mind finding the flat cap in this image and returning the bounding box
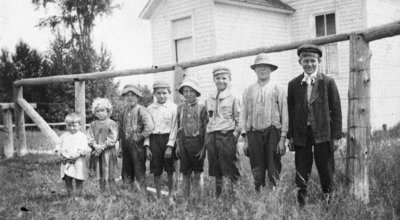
[250,53,278,71]
[212,66,231,76]
[178,77,201,97]
[153,80,170,90]
[297,44,323,57]
[121,84,143,97]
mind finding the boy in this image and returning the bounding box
[204,66,241,198]
[287,44,342,206]
[239,53,288,192]
[118,84,154,190]
[176,77,207,199]
[144,80,178,204]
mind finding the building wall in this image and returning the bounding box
[282,0,366,130]
[211,2,292,99]
[366,0,400,129]
[149,0,215,99]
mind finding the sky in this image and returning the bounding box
[0,0,153,87]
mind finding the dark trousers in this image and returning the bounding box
[247,125,282,189]
[121,139,146,184]
[295,126,335,203]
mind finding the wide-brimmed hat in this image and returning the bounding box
[297,44,323,58]
[121,84,143,97]
[212,66,231,77]
[178,77,201,97]
[250,53,278,71]
[153,80,170,90]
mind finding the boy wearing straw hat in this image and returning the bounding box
[239,53,288,192]
[203,66,241,198]
[144,80,178,204]
[176,77,207,199]
[118,84,154,190]
[287,44,342,206]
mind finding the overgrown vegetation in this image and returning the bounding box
[0,128,399,219]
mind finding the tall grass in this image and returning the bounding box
[0,130,399,219]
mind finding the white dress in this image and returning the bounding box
[56,131,91,180]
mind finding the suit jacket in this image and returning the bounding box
[287,72,342,147]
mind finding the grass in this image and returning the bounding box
[0,130,399,219]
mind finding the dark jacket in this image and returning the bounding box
[287,72,342,146]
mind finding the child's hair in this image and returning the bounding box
[91,97,113,115]
[65,112,82,125]
[153,87,171,94]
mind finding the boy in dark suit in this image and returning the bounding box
[287,44,342,207]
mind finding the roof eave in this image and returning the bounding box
[215,0,295,14]
[139,0,162,20]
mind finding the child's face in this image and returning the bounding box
[123,91,139,106]
[67,122,80,134]
[95,107,109,121]
[213,73,230,91]
[298,53,320,75]
[254,64,272,81]
[182,86,197,103]
[154,88,169,104]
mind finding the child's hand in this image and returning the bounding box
[164,146,173,159]
[196,148,206,160]
[117,147,122,158]
[175,147,180,159]
[146,147,152,161]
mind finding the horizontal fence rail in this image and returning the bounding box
[13,20,400,87]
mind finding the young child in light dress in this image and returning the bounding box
[55,113,91,196]
[87,98,118,192]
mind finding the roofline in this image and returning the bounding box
[139,0,161,20]
[215,0,295,14]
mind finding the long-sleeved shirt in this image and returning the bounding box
[118,104,154,142]
[239,81,288,136]
[144,101,178,147]
[87,118,118,149]
[205,89,240,133]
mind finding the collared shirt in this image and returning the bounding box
[301,67,318,85]
[239,81,288,135]
[205,89,240,133]
[144,101,178,147]
[177,101,207,137]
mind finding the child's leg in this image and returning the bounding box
[75,179,83,195]
[154,175,162,199]
[183,174,191,199]
[167,172,174,199]
[64,175,73,196]
[99,179,106,191]
[215,176,223,198]
[193,171,203,196]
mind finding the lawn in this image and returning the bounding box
[0,130,399,219]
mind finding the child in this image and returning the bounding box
[204,66,241,198]
[55,112,91,196]
[176,77,207,199]
[239,53,288,192]
[144,80,178,204]
[118,84,154,189]
[87,98,118,192]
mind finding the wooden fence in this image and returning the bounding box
[10,20,400,203]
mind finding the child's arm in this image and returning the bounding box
[139,107,155,141]
[104,120,118,148]
[232,97,241,141]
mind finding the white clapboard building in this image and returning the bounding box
[139,0,400,129]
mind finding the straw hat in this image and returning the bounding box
[178,77,201,97]
[250,53,278,71]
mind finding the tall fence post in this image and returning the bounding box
[173,65,185,104]
[2,108,14,158]
[346,34,370,204]
[74,81,86,132]
[13,86,27,156]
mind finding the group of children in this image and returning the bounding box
[56,44,341,207]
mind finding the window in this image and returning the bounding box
[172,17,193,63]
[315,13,338,75]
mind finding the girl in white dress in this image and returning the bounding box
[55,113,91,196]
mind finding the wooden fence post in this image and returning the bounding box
[346,34,370,204]
[13,86,27,156]
[74,81,86,132]
[2,109,14,158]
[173,65,185,104]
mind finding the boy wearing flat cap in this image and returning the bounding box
[118,84,154,190]
[287,44,342,206]
[239,53,288,192]
[144,80,178,204]
[203,66,241,198]
[176,77,207,199]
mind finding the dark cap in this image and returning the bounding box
[212,66,231,76]
[121,84,143,97]
[297,44,322,58]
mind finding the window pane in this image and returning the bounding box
[326,13,336,35]
[315,15,326,37]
